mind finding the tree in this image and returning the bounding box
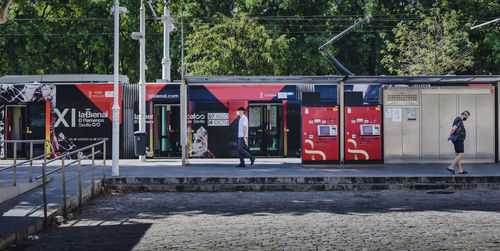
[381,8,476,75]
[0,0,12,24]
[184,13,291,75]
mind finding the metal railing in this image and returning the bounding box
[33,140,107,227]
[0,140,53,186]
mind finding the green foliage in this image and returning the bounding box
[185,13,291,75]
[0,0,498,81]
[382,8,476,75]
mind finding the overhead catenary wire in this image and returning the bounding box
[6,15,497,22]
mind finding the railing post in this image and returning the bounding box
[42,155,48,227]
[61,158,67,219]
[91,146,95,198]
[103,140,106,180]
[13,142,16,186]
[29,142,33,183]
[78,152,82,212]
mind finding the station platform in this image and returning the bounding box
[1,158,500,248]
[110,158,500,177]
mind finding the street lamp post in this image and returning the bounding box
[138,1,146,162]
[161,1,175,81]
[112,0,127,176]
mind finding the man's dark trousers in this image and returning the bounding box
[238,137,253,165]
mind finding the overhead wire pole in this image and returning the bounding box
[161,0,175,81]
[138,0,146,162]
[180,4,188,166]
[112,0,127,176]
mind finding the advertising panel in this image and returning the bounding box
[53,84,121,157]
[0,83,55,158]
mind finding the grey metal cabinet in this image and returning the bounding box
[383,86,495,163]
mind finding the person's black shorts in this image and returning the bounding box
[452,140,464,153]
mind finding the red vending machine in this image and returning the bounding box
[301,106,339,164]
[344,106,382,163]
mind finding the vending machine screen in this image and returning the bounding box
[362,125,373,135]
[317,125,337,137]
[359,124,380,136]
[319,126,330,135]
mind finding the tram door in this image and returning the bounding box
[5,104,46,158]
[153,104,181,157]
[248,104,283,156]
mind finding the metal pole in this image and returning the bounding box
[42,155,47,227]
[91,146,95,198]
[318,18,369,50]
[77,152,82,211]
[13,142,16,186]
[181,5,184,78]
[138,0,147,162]
[112,0,121,176]
[180,5,188,166]
[471,18,500,30]
[181,79,188,166]
[61,158,67,218]
[29,142,33,182]
[321,48,354,76]
[339,81,345,164]
[161,1,173,81]
[103,141,107,180]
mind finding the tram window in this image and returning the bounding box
[249,107,261,127]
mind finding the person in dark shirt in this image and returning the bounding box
[447,110,470,175]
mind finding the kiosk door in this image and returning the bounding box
[248,104,283,156]
[153,104,181,157]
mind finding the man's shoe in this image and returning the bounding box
[235,164,246,168]
[250,157,255,166]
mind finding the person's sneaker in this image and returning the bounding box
[235,164,246,168]
[250,157,256,166]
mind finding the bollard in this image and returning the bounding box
[13,142,16,186]
[42,156,48,227]
[78,152,82,212]
[91,146,95,198]
[61,158,67,218]
[29,142,33,182]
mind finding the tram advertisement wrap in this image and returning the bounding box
[53,84,121,157]
[0,83,56,159]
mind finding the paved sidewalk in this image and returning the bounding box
[2,158,500,181]
[111,158,500,177]
[1,158,499,248]
[0,159,104,248]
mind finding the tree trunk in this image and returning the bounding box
[0,0,13,24]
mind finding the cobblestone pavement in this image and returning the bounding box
[15,190,500,250]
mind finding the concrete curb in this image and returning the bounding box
[0,180,103,250]
[103,176,500,192]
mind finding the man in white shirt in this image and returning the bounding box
[236,107,255,167]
